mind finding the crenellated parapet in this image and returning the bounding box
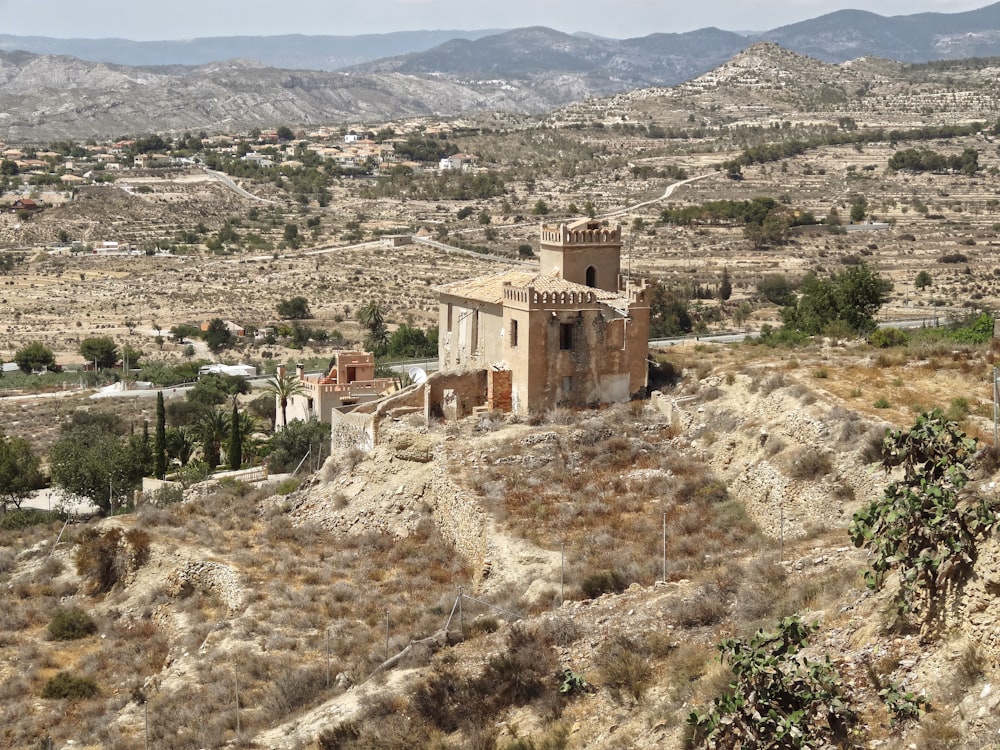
[503,282,600,309]
[540,220,622,248]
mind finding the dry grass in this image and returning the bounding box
[464,405,763,600]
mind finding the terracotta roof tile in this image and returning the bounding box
[437,270,626,305]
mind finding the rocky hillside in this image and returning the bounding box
[0,53,551,142]
[5,339,1000,748]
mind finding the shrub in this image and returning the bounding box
[596,635,652,704]
[42,671,98,700]
[869,328,909,348]
[787,447,834,480]
[75,527,151,595]
[579,569,627,599]
[666,583,728,628]
[47,607,97,641]
[849,410,997,621]
[688,617,855,748]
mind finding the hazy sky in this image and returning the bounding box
[0,0,990,40]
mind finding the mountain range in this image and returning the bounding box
[2,3,1000,141]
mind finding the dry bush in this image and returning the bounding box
[411,624,557,737]
[665,582,729,628]
[763,433,787,457]
[938,641,984,704]
[914,713,962,750]
[596,634,653,704]
[74,526,151,595]
[579,569,628,599]
[858,425,888,463]
[540,617,581,647]
[758,372,787,395]
[785,446,834,480]
[263,664,329,721]
[734,554,786,626]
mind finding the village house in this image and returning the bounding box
[437,219,650,416]
[277,353,397,427]
[200,320,245,337]
[439,153,478,172]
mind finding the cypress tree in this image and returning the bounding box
[154,391,167,479]
[228,400,241,471]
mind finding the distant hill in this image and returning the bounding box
[2,3,1000,75]
[0,30,503,71]
[756,3,1000,61]
[355,26,746,88]
[4,3,1000,141]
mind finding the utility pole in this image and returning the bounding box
[662,511,667,582]
[993,366,998,451]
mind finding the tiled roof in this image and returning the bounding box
[438,269,625,305]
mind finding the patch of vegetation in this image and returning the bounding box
[849,410,997,623]
[42,670,99,700]
[47,607,97,640]
[74,527,151,595]
[687,616,856,748]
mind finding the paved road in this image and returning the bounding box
[200,167,277,204]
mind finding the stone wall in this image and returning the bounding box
[331,410,377,453]
[424,370,488,420]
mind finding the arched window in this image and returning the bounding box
[585,265,597,288]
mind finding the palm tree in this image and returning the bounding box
[356,301,389,354]
[237,411,261,465]
[199,410,229,471]
[166,427,195,467]
[264,370,307,431]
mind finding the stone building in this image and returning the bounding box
[437,219,650,415]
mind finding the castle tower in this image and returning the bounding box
[538,219,622,293]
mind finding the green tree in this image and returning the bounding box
[283,223,300,248]
[228,401,242,471]
[79,336,119,369]
[718,267,732,301]
[849,194,868,223]
[0,428,45,512]
[649,284,692,337]
[266,418,331,472]
[154,392,167,479]
[914,270,932,290]
[384,324,438,359]
[187,373,249,408]
[532,199,550,216]
[782,264,891,336]
[49,416,147,513]
[276,296,312,320]
[165,427,195,467]
[264,370,307,430]
[14,341,56,373]
[756,274,794,306]
[204,318,232,352]
[276,125,294,141]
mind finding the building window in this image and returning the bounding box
[562,376,572,393]
[471,310,479,353]
[307,397,314,412]
[586,265,597,288]
[560,322,573,350]
[446,304,453,333]
[510,319,519,347]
